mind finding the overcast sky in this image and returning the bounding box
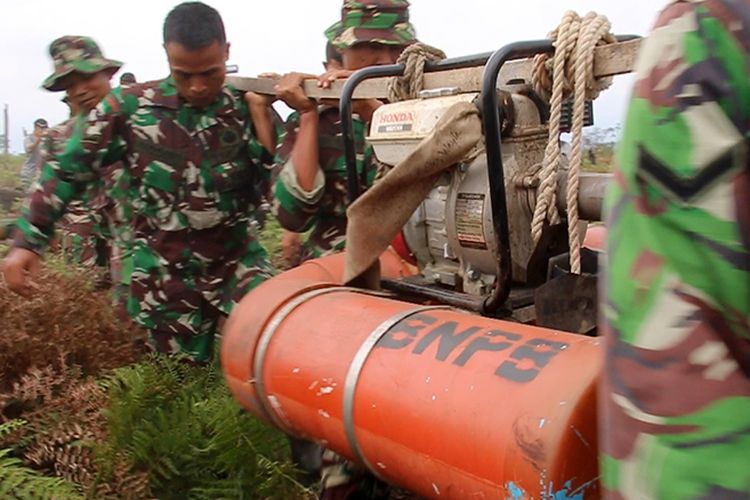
[0,0,664,153]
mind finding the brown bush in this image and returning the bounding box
[0,264,151,496]
[0,266,144,394]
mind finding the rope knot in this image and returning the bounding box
[387,43,447,102]
[529,11,616,275]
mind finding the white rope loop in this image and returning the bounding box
[530,11,614,274]
[387,43,447,102]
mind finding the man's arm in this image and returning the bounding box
[24,134,41,155]
[2,90,129,295]
[15,94,128,253]
[273,110,325,233]
[272,73,326,233]
[275,73,320,192]
[244,92,277,154]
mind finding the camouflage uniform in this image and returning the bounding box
[274,108,375,262]
[105,164,134,317]
[34,37,125,295]
[15,76,276,363]
[42,117,108,269]
[274,0,416,263]
[601,1,750,498]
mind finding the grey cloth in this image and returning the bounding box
[20,134,43,190]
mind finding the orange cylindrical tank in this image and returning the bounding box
[222,274,602,499]
[282,246,414,284]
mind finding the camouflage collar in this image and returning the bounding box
[153,76,181,109]
[153,76,236,115]
[145,76,242,134]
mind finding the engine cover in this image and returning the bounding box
[369,90,561,296]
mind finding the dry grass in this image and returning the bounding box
[0,266,145,395]
[0,154,23,190]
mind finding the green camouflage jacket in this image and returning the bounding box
[15,76,275,342]
[601,1,750,498]
[274,106,376,261]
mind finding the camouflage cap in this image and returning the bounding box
[325,0,417,50]
[42,36,123,92]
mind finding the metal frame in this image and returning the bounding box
[479,40,554,313]
[340,53,493,202]
[340,36,639,314]
[478,35,638,312]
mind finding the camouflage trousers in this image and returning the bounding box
[299,216,347,264]
[59,212,108,270]
[108,239,133,324]
[19,162,39,192]
[127,229,274,363]
[600,326,750,499]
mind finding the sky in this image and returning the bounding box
[0,0,665,153]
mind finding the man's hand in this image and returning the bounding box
[275,73,317,114]
[352,99,384,122]
[317,69,355,89]
[244,72,281,112]
[1,248,41,297]
[244,91,275,109]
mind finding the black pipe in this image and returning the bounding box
[381,278,486,313]
[340,52,497,203]
[340,64,403,203]
[480,40,555,315]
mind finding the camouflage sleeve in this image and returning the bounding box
[13,89,130,253]
[273,112,326,233]
[606,0,750,344]
[601,2,750,496]
[242,99,280,204]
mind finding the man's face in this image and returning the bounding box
[342,42,404,71]
[59,71,113,115]
[165,41,229,109]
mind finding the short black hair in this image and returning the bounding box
[120,72,136,84]
[163,2,226,50]
[326,42,343,65]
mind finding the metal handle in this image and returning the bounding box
[340,53,495,203]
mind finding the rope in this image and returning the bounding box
[530,11,615,274]
[387,43,447,102]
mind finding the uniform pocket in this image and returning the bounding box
[139,162,181,225]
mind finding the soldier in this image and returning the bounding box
[39,36,122,274]
[119,72,136,85]
[270,4,417,498]
[279,41,346,269]
[601,0,750,498]
[19,118,48,190]
[273,0,417,263]
[2,1,277,364]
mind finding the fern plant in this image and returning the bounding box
[98,355,312,499]
[0,420,83,500]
